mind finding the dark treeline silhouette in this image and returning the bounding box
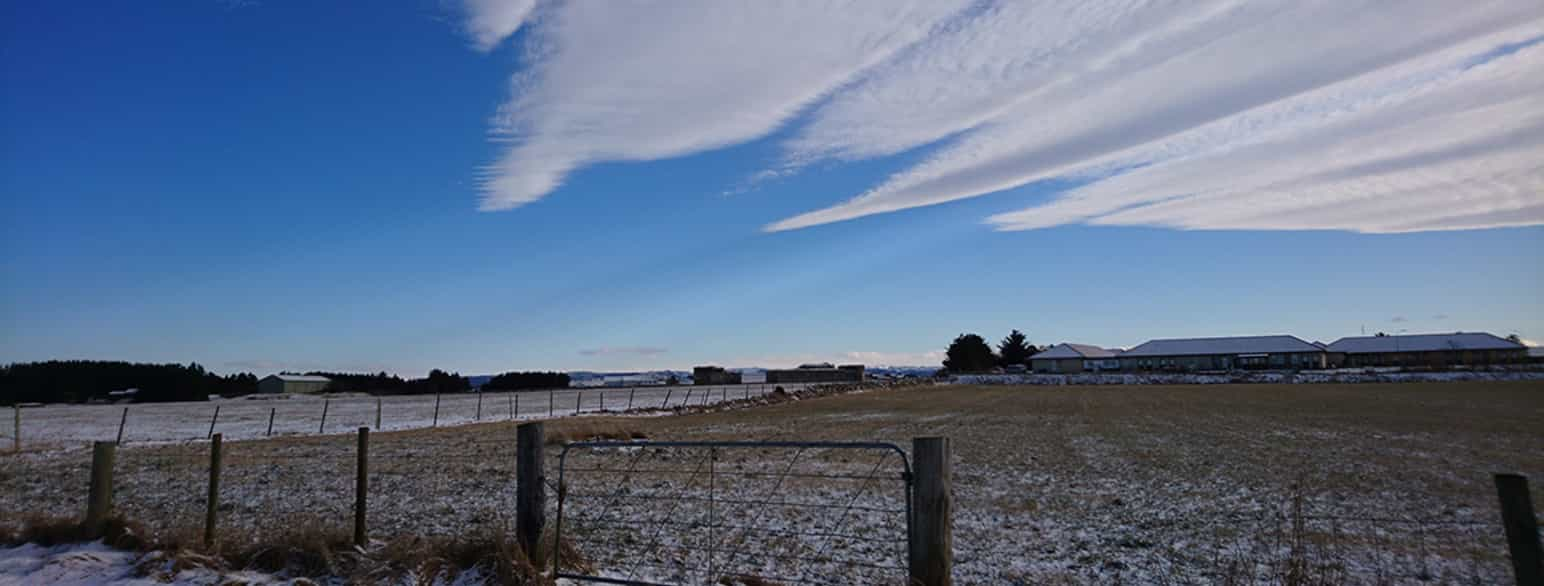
[942,329,1042,373]
[1,360,257,404]
[482,371,570,391]
[303,369,472,396]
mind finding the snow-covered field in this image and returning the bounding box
[4,381,1541,584]
[3,383,803,449]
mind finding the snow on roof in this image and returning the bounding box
[266,374,331,383]
[1034,343,1119,359]
[1326,332,1524,353]
[1120,335,1322,357]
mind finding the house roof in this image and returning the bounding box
[1120,335,1322,358]
[1326,332,1524,354]
[264,374,331,383]
[1033,343,1119,359]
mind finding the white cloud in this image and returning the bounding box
[463,1,1544,235]
[768,0,1544,232]
[578,346,668,357]
[462,0,538,52]
[471,0,972,210]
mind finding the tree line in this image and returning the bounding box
[299,369,472,396]
[1,361,488,405]
[943,329,1041,373]
[482,371,570,391]
[1,360,258,404]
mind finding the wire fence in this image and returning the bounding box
[6,383,800,448]
[554,441,913,585]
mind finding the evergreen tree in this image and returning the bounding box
[943,333,997,373]
[998,329,1035,367]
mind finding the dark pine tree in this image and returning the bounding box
[998,329,1035,367]
[943,334,998,373]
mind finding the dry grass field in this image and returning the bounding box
[3,381,1542,584]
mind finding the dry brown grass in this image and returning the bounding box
[4,381,1540,583]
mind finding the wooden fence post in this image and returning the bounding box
[599,391,604,412]
[266,407,275,437]
[628,388,635,410]
[207,405,220,439]
[11,405,18,452]
[662,388,673,409]
[517,422,545,565]
[476,392,483,421]
[319,400,330,434]
[432,394,440,428]
[355,427,369,547]
[204,433,222,547]
[85,441,117,534]
[910,436,953,586]
[682,388,693,408]
[575,391,582,415]
[375,398,382,431]
[548,390,554,417]
[1495,474,1542,586]
[116,407,128,444]
[508,393,515,420]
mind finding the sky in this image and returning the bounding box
[2,0,1542,376]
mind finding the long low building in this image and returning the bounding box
[766,363,864,384]
[1118,335,1326,371]
[257,374,331,394]
[1031,343,1122,373]
[1326,332,1527,367]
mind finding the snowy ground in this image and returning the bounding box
[4,381,1541,584]
[2,383,804,449]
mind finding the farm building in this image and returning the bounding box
[766,363,864,384]
[1031,344,1122,373]
[1326,332,1527,368]
[692,366,742,385]
[257,374,331,394]
[1119,335,1326,371]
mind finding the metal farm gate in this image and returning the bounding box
[554,441,914,585]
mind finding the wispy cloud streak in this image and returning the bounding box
[462,1,1544,234]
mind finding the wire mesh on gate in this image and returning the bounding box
[555,441,913,586]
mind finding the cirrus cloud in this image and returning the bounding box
[462,0,1544,234]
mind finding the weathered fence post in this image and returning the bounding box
[599,390,605,412]
[375,398,382,431]
[516,422,545,565]
[204,433,222,547]
[207,405,220,439]
[476,391,484,421]
[85,441,117,534]
[319,400,330,434]
[628,388,635,410]
[575,391,583,415]
[266,407,275,437]
[116,407,128,444]
[662,388,673,409]
[432,394,440,427]
[355,427,369,547]
[508,392,515,420]
[548,390,554,417]
[910,436,953,586]
[11,405,18,452]
[1495,474,1542,586]
[682,388,693,408]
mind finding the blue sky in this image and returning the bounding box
[3,1,1541,376]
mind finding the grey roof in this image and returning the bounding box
[1033,343,1119,360]
[1120,335,1322,358]
[265,374,331,383]
[1326,332,1524,354]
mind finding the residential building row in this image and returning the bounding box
[1031,331,1528,374]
